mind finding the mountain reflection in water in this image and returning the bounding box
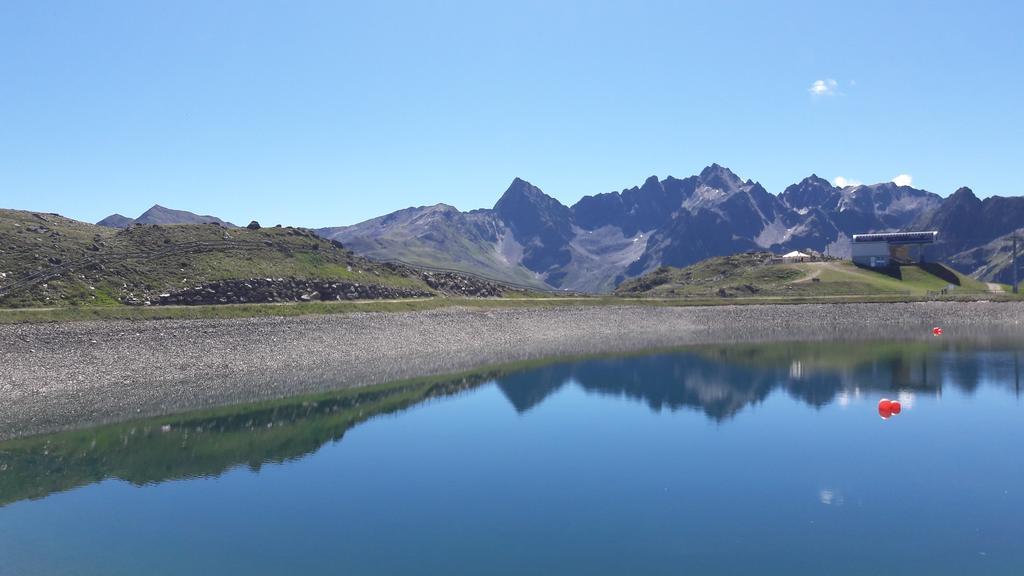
[1,340,1020,507]
[501,342,1022,418]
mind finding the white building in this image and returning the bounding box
[781,250,811,262]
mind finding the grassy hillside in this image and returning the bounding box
[615,252,996,298]
[0,209,510,308]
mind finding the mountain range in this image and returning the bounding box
[315,164,1023,291]
[92,165,1022,292]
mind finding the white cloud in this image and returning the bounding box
[809,79,839,96]
[891,174,913,187]
[834,176,861,187]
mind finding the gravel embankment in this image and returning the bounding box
[2,302,1022,440]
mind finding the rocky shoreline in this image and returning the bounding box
[2,301,1023,440]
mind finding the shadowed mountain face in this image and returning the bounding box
[3,341,1020,508]
[493,178,574,275]
[319,164,1015,292]
[912,187,1024,270]
[97,204,236,228]
[947,227,1024,285]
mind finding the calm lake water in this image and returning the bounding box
[1,340,1023,575]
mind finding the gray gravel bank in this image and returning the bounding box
[2,302,1023,440]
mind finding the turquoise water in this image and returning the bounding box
[1,341,1023,575]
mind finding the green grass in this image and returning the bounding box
[616,253,1004,299]
[810,264,918,295]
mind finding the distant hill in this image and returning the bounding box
[96,213,134,228]
[97,204,236,228]
[0,209,516,308]
[319,164,1016,292]
[614,253,995,298]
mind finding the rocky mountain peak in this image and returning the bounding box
[492,179,573,272]
[425,203,459,212]
[950,186,979,202]
[804,174,831,187]
[698,163,744,192]
[910,185,985,251]
[636,175,666,198]
[780,175,838,210]
[494,178,568,215]
[746,181,770,196]
[491,175,573,237]
[496,177,544,203]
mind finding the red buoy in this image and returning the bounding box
[889,400,902,414]
[878,398,893,420]
[932,327,943,336]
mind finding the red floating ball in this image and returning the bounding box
[878,399,893,420]
[889,400,902,415]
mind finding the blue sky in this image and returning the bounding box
[1,1,1021,227]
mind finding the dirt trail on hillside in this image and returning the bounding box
[789,262,828,283]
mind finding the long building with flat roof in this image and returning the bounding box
[851,231,937,268]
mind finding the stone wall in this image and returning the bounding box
[154,278,432,305]
[418,271,508,297]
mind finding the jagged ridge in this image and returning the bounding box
[322,165,1019,292]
